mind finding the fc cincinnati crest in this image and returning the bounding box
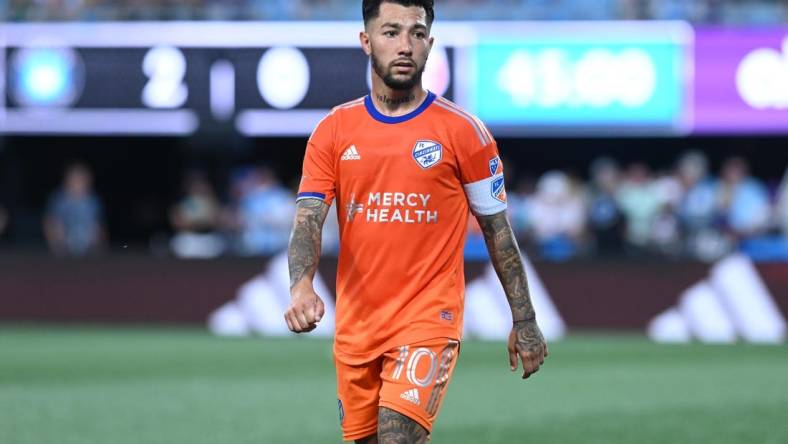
[489,156,501,176]
[491,176,506,203]
[412,140,442,169]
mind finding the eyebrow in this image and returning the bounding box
[381,22,427,31]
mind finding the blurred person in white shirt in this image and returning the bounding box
[529,170,586,260]
[616,163,662,250]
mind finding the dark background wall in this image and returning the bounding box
[2,253,786,330]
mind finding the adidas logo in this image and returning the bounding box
[400,388,420,405]
[341,145,361,161]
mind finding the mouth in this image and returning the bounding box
[392,60,416,69]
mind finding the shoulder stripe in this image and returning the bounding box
[436,97,494,145]
[333,97,365,112]
[471,114,494,144]
[433,99,491,146]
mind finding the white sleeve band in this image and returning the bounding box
[463,174,507,216]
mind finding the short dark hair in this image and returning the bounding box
[362,0,435,27]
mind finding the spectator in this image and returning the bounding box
[649,170,683,255]
[169,170,225,258]
[528,170,586,260]
[674,151,725,259]
[43,163,106,256]
[676,151,717,233]
[507,176,536,243]
[616,163,662,250]
[586,157,624,255]
[228,166,295,256]
[716,157,770,239]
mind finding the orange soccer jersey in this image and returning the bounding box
[298,92,506,365]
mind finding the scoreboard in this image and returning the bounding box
[6,21,783,137]
[0,22,458,136]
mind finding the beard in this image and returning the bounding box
[371,52,426,91]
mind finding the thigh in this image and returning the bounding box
[379,338,461,435]
[378,406,428,444]
[336,356,384,442]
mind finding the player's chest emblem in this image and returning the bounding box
[412,140,442,169]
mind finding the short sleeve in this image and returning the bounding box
[456,119,507,216]
[297,114,336,205]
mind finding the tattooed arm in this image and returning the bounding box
[476,210,548,379]
[284,198,330,333]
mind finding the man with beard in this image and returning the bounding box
[285,1,548,442]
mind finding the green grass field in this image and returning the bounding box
[1,326,787,444]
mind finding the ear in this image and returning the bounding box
[359,31,372,56]
[428,36,435,53]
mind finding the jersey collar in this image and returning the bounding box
[364,91,436,124]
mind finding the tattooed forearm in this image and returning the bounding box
[288,199,329,289]
[476,211,536,322]
[377,407,428,444]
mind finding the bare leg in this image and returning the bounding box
[355,435,378,444]
[377,407,428,444]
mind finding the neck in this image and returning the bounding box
[370,77,427,117]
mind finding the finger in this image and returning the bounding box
[315,298,325,322]
[304,304,316,324]
[295,310,311,330]
[285,311,300,332]
[284,313,294,332]
[521,354,539,379]
[508,345,518,371]
[303,323,317,332]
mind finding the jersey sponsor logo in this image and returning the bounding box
[340,145,361,161]
[400,388,421,406]
[345,194,364,222]
[491,176,506,203]
[364,192,438,224]
[412,140,442,169]
[489,156,501,176]
[440,310,453,321]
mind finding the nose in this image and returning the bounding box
[397,33,413,56]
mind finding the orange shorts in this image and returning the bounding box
[335,337,460,441]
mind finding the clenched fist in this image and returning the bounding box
[284,285,325,333]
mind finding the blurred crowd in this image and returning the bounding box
[4,0,788,24]
[20,152,788,263]
[484,153,788,262]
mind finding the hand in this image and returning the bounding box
[284,285,325,333]
[508,319,548,379]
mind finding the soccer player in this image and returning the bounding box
[285,1,548,442]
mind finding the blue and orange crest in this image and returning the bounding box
[489,156,502,176]
[491,176,506,203]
